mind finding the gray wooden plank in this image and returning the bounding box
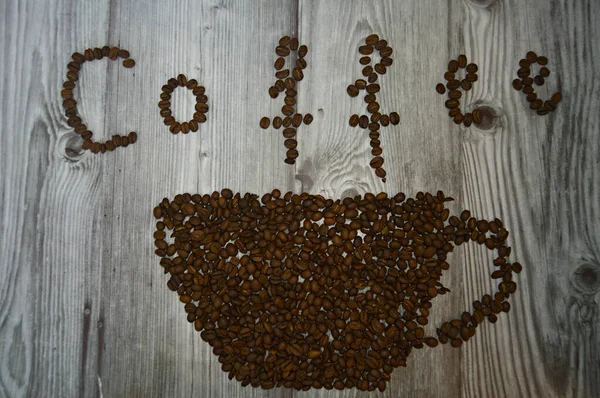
[1,0,599,397]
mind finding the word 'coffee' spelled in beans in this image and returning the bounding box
[435,54,482,128]
[159,74,208,134]
[347,34,400,183]
[512,51,562,116]
[261,36,313,165]
[153,189,521,392]
[63,46,138,153]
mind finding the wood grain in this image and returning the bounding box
[1,0,598,397]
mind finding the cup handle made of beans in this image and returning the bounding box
[435,215,520,346]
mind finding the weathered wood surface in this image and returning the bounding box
[1,0,598,397]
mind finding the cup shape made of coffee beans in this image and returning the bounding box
[152,190,520,392]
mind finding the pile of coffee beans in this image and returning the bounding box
[260,36,313,165]
[159,74,208,134]
[347,34,400,183]
[512,51,562,116]
[435,55,483,127]
[152,189,521,392]
[63,46,138,153]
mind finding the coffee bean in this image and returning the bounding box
[194,112,207,123]
[303,114,313,125]
[282,105,294,116]
[292,114,303,127]
[349,114,360,127]
[108,47,119,60]
[370,156,384,168]
[444,71,455,82]
[534,75,544,86]
[360,56,371,65]
[367,102,380,114]
[517,67,530,78]
[539,67,550,78]
[366,34,379,45]
[196,103,209,113]
[189,120,199,132]
[359,45,374,55]
[448,90,462,100]
[275,70,289,79]
[282,116,292,127]
[448,60,459,73]
[375,63,386,75]
[284,139,297,149]
[526,51,537,63]
[445,99,459,109]
[389,112,400,125]
[273,116,283,129]
[122,59,135,68]
[512,79,523,91]
[381,57,393,66]
[460,80,472,91]
[362,65,373,77]
[298,45,308,57]
[374,39,387,50]
[181,122,190,134]
[260,117,270,129]
[347,85,359,97]
[287,149,298,159]
[522,86,534,95]
[292,68,304,81]
[283,127,296,138]
[465,73,478,82]
[368,73,378,83]
[66,71,78,81]
[268,86,278,99]
[436,83,446,95]
[457,54,467,68]
[279,36,291,46]
[359,115,369,129]
[447,80,460,90]
[276,46,290,56]
[466,63,478,73]
[380,47,393,57]
[550,92,562,105]
[366,84,380,94]
[290,38,299,51]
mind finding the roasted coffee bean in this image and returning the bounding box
[466,63,478,73]
[526,51,537,63]
[539,67,550,78]
[274,57,285,70]
[355,79,367,90]
[268,86,278,99]
[368,72,378,83]
[181,122,190,134]
[512,79,523,91]
[292,68,304,81]
[349,114,360,127]
[273,116,283,129]
[522,86,534,95]
[447,80,460,90]
[367,102,380,114]
[283,127,296,138]
[276,46,290,56]
[374,39,388,50]
[194,112,207,123]
[550,92,562,105]
[389,112,400,125]
[303,113,313,125]
[196,103,209,113]
[288,38,298,51]
[436,83,446,95]
[189,120,199,132]
[444,71,455,81]
[275,70,289,79]
[359,115,369,129]
[282,116,292,127]
[297,58,307,69]
[381,57,393,66]
[122,59,135,68]
[534,75,544,86]
[282,105,294,116]
[366,34,379,45]
[284,138,297,149]
[375,63,386,75]
[347,85,359,97]
[465,73,478,82]
[537,56,548,65]
[366,84,380,94]
[298,45,308,58]
[517,67,530,78]
[457,54,467,68]
[360,56,371,65]
[260,117,270,129]
[460,79,472,91]
[362,65,373,77]
[359,45,374,55]
[448,90,462,100]
[292,113,303,127]
[445,99,459,109]
[448,60,459,73]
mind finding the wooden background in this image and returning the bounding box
[1,0,599,397]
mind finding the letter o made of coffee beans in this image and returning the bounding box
[159,74,208,134]
[511,51,562,116]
